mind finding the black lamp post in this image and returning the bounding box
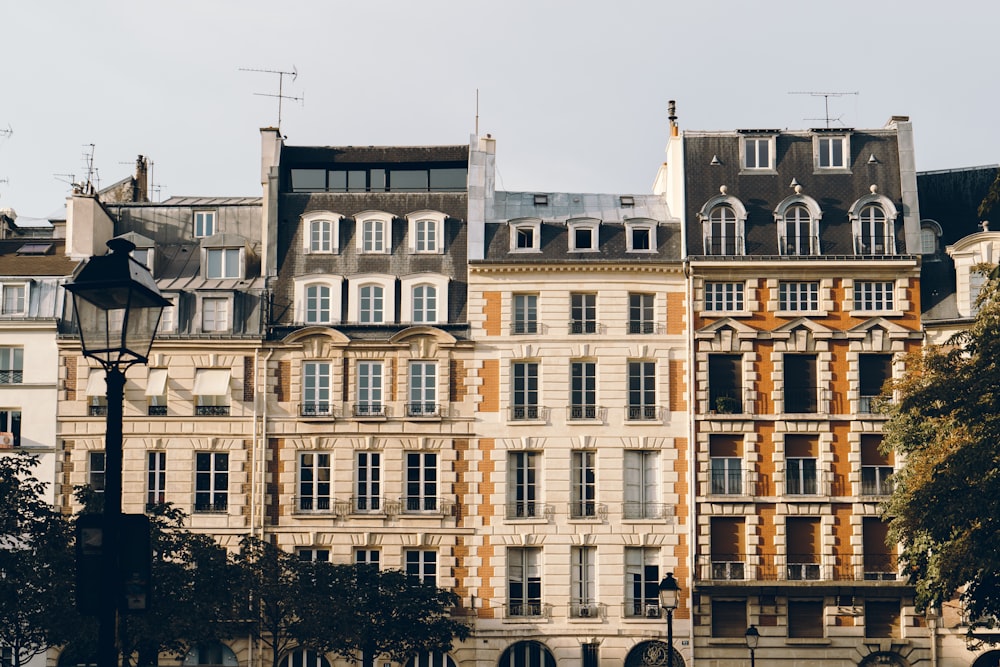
[658,572,680,667]
[745,624,760,667]
[65,238,167,667]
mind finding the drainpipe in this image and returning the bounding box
[684,259,697,663]
[927,608,939,667]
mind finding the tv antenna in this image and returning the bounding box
[0,125,11,140]
[240,66,303,127]
[789,91,859,128]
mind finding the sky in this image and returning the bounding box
[1,1,998,219]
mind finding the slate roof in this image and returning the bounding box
[0,239,78,277]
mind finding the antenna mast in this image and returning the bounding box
[789,91,859,128]
[240,66,303,127]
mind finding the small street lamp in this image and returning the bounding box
[65,238,168,667]
[658,573,680,667]
[745,624,760,667]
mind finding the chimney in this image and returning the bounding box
[133,155,149,202]
[668,100,679,137]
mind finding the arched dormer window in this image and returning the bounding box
[293,275,344,325]
[301,211,343,255]
[624,217,657,253]
[406,210,447,254]
[698,188,748,255]
[355,211,393,254]
[400,273,450,324]
[567,217,601,252]
[920,219,943,257]
[509,218,542,253]
[849,188,899,255]
[774,191,823,256]
[347,274,396,324]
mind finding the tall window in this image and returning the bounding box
[711,517,745,580]
[786,517,821,580]
[299,453,331,512]
[194,211,215,237]
[0,409,20,447]
[205,248,240,279]
[857,205,891,254]
[202,297,230,332]
[859,354,892,413]
[1,284,26,315]
[147,451,166,506]
[712,599,748,637]
[356,362,383,416]
[508,451,539,519]
[405,550,437,585]
[863,518,897,580]
[405,452,437,511]
[511,362,539,420]
[355,549,380,567]
[854,281,894,312]
[89,451,106,492]
[302,361,332,416]
[570,450,596,518]
[571,546,596,617]
[786,435,819,495]
[508,547,542,617]
[570,293,596,334]
[305,284,332,324]
[784,355,818,413]
[865,600,900,638]
[627,361,656,421]
[778,281,819,312]
[710,436,743,495]
[788,600,825,638]
[624,547,660,617]
[570,361,596,420]
[408,362,437,416]
[355,451,381,512]
[310,219,334,253]
[415,219,437,252]
[297,549,331,563]
[623,450,658,519]
[195,452,228,512]
[362,219,386,252]
[512,294,538,334]
[704,282,745,313]
[0,347,23,384]
[707,205,739,255]
[412,285,437,323]
[861,435,893,496]
[359,285,384,323]
[628,293,655,334]
[781,205,815,255]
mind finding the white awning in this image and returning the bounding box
[85,370,106,396]
[193,369,231,396]
[145,368,168,397]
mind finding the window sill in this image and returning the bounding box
[738,168,778,176]
[701,310,752,318]
[849,310,903,318]
[812,167,852,176]
[775,310,826,318]
[786,637,831,645]
[707,637,754,645]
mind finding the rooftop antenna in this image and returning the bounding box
[788,91,859,128]
[475,89,479,137]
[0,125,12,140]
[240,66,303,127]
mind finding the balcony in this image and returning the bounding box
[568,501,607,520]
[625,601,665,619]
[406,402,441,418]
[194,498,228,513]
[195,405,230,416]
[351,496,402,516]
[89,405,108,417]
[300,402,336,417]
[353,403,387,418]
[506,501,553,520]
[703,234,745,256]
[628,321,660,335]
[695,554,903,583]
[400,496,457,516]
[510,321,539,335]
[626,405,660,422]
[622,502,673,520]
[568,405,601,421]
[505,602,548,619]
[0,370,23,384]
[509,405,546,421]
[779,235,820,256]
[295,497,350,515]
[147,405,168,417]
[570,602,603,619]
[854,235,897,256]
[568,320,600,334]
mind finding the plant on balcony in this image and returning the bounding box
[715,395,738,414]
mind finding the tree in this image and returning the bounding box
[883,270,1000,635]
[0,451,76,667]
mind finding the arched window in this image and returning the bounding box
[305,284,332,324]
[498,641,555,667]
[183,642,238,667]
[406,653,456,667]
[859,205,888,254]
[624,640,685,667]
[708,206,738,255]
[412,284,437,323]
[310,219,334,253]
[280,650,329,667]
[782,205,813,255]
[359,284,384,323]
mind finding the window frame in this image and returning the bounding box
[570,293,597,334]
[0,408,21,447]
[406,210,446,254]
[404,452,438,512]
[626,361,657,421]
[147,451,167,506]
[200,295,232,333]
[400,274,448,325]
[571,545,597,616]
[408,361,438,417]
[704,282,746,313]
[849,193,899,256]
[293,276,343,326]
[512,293,538,335]
[567,218,600,253]
[0,346,23,384]
[740,134,776,172]
[302,361,333,416]
[298,452,332,512]
[1,282,28,316]
[194,451,229,513]
[355,212,393,254]
[623,450,658,519]
[777,281,820,313]
[509,218,542,253]
[511,361,540,421]
[570,361,597,420]
[507,547,543,617]
[628,293,656,334]
[404,549,438,585]
[355,361,384,417]
[624,547,660,617]
[193,210,216,238]
[302,211,343,255]
[204,247,242,280]
[355,450,381,512]
[786,457,818,495]
[347,274,395,325]
[508,451,540,519]
[570,450,596,518]
[852,280,896,313]
[813,133,851,171]
[625,219,657,253]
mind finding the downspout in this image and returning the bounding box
[684,259,697,664]
[927,608,939,667]
[259,345,274,539]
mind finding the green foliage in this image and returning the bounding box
[883,270,1000,641]
[978,167,1000,219]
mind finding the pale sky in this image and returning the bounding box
[1,1,996,218]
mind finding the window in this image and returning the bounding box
[146,367,168,416]
[512,294,538,335]
[511,362,539,420]
[297,549,331,563]
[711,517,745,580]
[159,295,178,333]
[507,547,542,617]
[863,518,897,580]
[780,205,816,255]
[861,435,894,496]
[510,220,542,252]
[788,599,825,637]
[784,355,818,413]
[305,284,332,324]
[355,451,381,512]
[778,281,819,312]
[0,347,23,384]
[205,248,240,279]
[920,223,940,255]
[193,369,231,416]
[406,654,457,667]
[570,362,596,420]
[623,450,658,519]
[570,293,596,334]
[404,549,437,585]
[499,643,555,667]
[299,453,331,512]
[0,409,20,447]
[816,135,848,169]
[184,641,238,667]
[865,600,901,638]
[742,136,773,170]
[627,361,656,421]
[710,436,743,495]
[857,205,892,254]
[712,599,748,637]
[408,362,437,417]
[405,452,437,512]
[147,451,166,506]
[415,219,437,252]
[508,451,539,518]
[704,282,745,312]
[202,297,230,333]
[628,293,655,334]
[570,450,596,518]
[786,517,821,579]
[859,354,892,413]
[302,362,332,416]
[355,549,380,567]
[785,435,819,495]
[624,547,660,617]
[309,219,334,253]
[1,283,26,316]
[359,285,384,323]
[406,211,445,254]
[362,219,386,253]
[194,452,228,512]
[626,221,656,252]
[854,281,894,312]
[569,221,598,252]
[411,285,437,323]
[972,269,988,314]
[292,167,467,194]
[86,370,108,416]
[89,451,106,492]
[355,361,384,417]
[571,546,597,616]
[193,211,215,237]
[707,205,739,255]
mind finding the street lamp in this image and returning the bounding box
[658,573,680,667]
[65,238,168,667]
[745,624,760,667]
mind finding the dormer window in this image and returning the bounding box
[302,212,343,255]
[293,276,344,325]
[740,133,777,172]
[205,248,241,279]
[194,210,216,238]
[406,210,446,254]
[568,218,600,252]
[920,220,943,256]
[774,192,823,256]
[1,283,27,316]
[347,274,396,324]
[814,132,851,170]
[355,212,393,254]
[509,219,542,253]
[625,219,657,253]
[849,189,899,256]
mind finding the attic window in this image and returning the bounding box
[16,243,52,255]
[533,194,549,206]
[620,196,635,208]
